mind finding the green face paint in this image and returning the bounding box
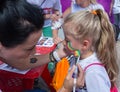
[66,42,80,57]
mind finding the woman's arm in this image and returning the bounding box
[4,43,66,70]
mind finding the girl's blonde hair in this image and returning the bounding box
[63,9,119,87]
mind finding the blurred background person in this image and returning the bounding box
[97,0,114,23]
[27,0,62,37]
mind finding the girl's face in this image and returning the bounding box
[63,23,82,56]
[64,34,93,59]
[75,0,85,5]
[65,34,82,55]
[63,22,93,58]
[0,30,42,65]
[65,35,80,50]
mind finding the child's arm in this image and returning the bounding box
[109,0,115,16]
[53,29,59,43]
[52,18,63,44]
[53,29,58,38]
[63,7,71,18]
[52,28,63,44]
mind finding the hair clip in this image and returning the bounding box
[91,10,97,15]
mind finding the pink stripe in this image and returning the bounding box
[84,63,104,71]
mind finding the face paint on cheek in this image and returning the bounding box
[74,50,80,57]
[67,41,75,51]
[67,42,80,57]
[30,58,38,63]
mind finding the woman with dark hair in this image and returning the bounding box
[0,0,84,92]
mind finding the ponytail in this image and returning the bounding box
[95,9,119,86]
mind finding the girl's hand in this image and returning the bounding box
[50,14,61,21]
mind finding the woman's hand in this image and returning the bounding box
[56,41,73,58]
[76,64,85,88]
[55,41,67,58]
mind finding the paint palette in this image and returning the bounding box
[36,37,54,47]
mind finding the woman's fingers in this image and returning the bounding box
[63,65,75,90]
[67,65,76,78]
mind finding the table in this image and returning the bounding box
[0,42,56,92]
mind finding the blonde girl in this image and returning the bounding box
[63,9,119,92]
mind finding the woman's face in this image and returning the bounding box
[0,30,42,65]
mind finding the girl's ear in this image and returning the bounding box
[82,39,90,50]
